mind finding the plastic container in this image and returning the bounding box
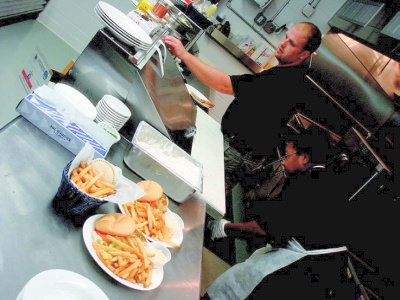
[152,0,169,19]
[123,121,203,203]
[136,0,154,14]
[205,3,217,17]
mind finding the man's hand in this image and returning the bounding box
[161,35,189,59]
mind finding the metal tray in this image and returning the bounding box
[123,121,203,203]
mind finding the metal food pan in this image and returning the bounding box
[123,121,203,203]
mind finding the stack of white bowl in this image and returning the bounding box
[95,94,131,131]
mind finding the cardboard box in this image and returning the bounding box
[19,47,52,93]
[16,93,107,158]
[237,35,256,56]
[255,47,275,68]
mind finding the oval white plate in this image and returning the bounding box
[53,83,97,120]
[185,84,213,108]
[118,204,184,248]
[97,1,152,45]
[21,269,109,300]
[82,214,164,290]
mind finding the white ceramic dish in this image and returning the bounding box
[103,94,132,118]
[95,6,151,49]
[53,83,97,120]
[82,214,164,290]
[185,84,213,108]
[97,1,152,45]
[145,242,171,269]
[18,269,109,300]
[119,204,184,248]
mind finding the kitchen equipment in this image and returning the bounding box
[216,11,225,22]
[167,6,194,36]
[254,0,273,25]
[184,2,212,29]
[329,0,400,60]
[301,0,321,18]
[124,121,203,203]
[61,27,200,153]
[263,0,290,34]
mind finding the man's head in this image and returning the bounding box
[275,22,322,67]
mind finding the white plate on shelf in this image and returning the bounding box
[119,204,184,248]
[185,84,214,108]
[95,6,151,49]
[18,269,109,300]
[82,214,164,291]
[97,1,152,45]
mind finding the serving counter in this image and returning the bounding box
[0,115,207,299]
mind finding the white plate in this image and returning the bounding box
[20,269,109,300]
[118,204,184,248]
[185,84,213,108]
[103,94,132,118]
[97,1,152,45]
[97,102,129,122]
[82,214,164,291]
[53,83,97,120]
[95,6,151,49]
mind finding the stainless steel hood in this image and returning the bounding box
[328,0,400,60]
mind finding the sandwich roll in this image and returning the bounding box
[136,180,169,212]
[95,213,136,237]
[137,180,163,202]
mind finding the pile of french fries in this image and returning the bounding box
[92,233,154,288]
[70,161,116,198]
[122,201,180,248]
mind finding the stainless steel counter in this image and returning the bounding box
[0,116,206,299]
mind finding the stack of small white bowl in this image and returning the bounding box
[95,94,131,131]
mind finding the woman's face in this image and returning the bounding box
[281,142,309,173]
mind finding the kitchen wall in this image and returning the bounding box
[213,0,347,50]
[37,0,134,53]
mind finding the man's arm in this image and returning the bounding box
[162,35,234,95]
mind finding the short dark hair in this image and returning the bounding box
[297,22,322,54]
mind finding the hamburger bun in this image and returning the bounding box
[137,180,163,202]
[95,213,135,236]
[137,180,169,212]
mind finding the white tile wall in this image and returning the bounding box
[37,0,135,53]
[216,0,347,49]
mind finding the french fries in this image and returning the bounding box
[92,233,154,288]
[70,161,116,198]
[122,201,180,248]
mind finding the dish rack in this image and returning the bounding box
[100,25,171,70]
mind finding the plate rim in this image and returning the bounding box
[185,84,212,108]
[22,269,110,300]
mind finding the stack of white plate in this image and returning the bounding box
[95,94,131,131]
[95,1,153,49]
